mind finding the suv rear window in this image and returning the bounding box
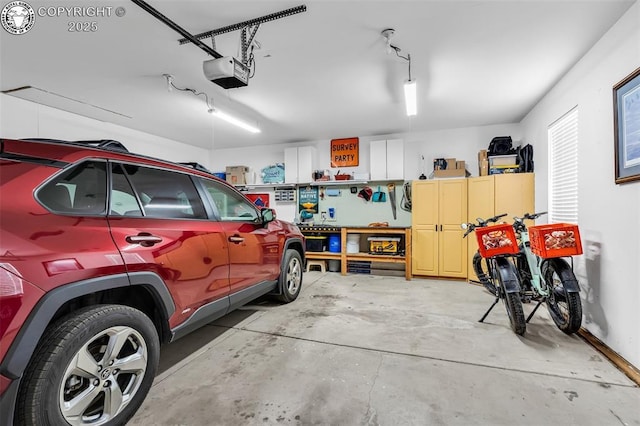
[119,163,207,220]
[37,161,107,214]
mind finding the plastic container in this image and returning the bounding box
[328,259,340,272]
[475,224,518,258]
[529,223,582,258]
[346,234,360,253]
[328,234,341,253]
[305,236,327,252]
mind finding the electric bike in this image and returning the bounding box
[463,214,526,335]
[472,212,583,334]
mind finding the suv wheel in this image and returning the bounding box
[277,249,303,303]
[16,305,159,426]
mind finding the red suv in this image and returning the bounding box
[0,138,305,425]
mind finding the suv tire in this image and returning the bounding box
[16,305,160,426]
[277,249,303,303]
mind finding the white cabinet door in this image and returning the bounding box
[386,139,404,179]
[284,146,315,184]
[369,140,387,180]
[369,139,404,180]
[297,146,315,184]
[284,147,298,184]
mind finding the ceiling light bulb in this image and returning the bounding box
[404,79,417,116]
[211,108,261,133]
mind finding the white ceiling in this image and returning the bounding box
[0,0,635,149]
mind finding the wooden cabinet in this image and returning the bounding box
[467,173,535,280]
[284,146,316,184]
[412,179,468,278]
[370,139,404,180]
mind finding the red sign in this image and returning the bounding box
[245,193,269,208]
[331,137,359,168]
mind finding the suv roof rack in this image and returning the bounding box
[21,138,130,153]
[179,162,213,174]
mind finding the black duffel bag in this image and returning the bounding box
[488,136,515,156]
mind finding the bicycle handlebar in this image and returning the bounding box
[513,211,548,223]
[461,213,508,238]
[511,211,548,233]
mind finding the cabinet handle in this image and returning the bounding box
[440,225,443,232]
[435,225,438,232]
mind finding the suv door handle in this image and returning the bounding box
[126,233,163,247]
[228,235,244,244]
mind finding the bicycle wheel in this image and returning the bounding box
[543,258,582,334]
[473,251,497,296]
[493,257,526,335]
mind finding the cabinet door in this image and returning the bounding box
[467,176,495,280]
[297,146,315,184]
[412,181,438,226]
[284,147,298,184]
[386,139,404,180]
[438,179,468,278]
[369,140,387,180]
[412,227,438,275]
[494,173,535,219]
[412,181,438,276]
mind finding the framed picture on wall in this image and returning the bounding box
[613,66,640,184]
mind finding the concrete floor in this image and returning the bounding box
[130,272,639,426]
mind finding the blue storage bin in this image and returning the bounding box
[328,234,341,253]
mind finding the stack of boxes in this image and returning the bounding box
[478,150,489,176]
[433,158,467,178]
[225,165,249,185]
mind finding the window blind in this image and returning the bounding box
[548,107,579,224]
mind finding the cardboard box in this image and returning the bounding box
[478,149,488,161]
[225,165,249,185]
[434,157,467,178]
[434,168,467,178]
[479,159,489,176]
[445,158,456,169]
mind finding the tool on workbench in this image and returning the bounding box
[387,182,397,219]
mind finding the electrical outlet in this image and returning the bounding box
[321,211,327,221]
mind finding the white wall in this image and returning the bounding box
[0,94,210,162]
[208,124,522,181]
[210,123,522,225]
[521,2,640,368]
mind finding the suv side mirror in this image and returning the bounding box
[261,208,275,225]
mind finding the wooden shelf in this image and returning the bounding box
[307,180,368,186]
[301,227,412,280]
[306,252,341,260]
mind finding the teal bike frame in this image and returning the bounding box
[514,219,549,298]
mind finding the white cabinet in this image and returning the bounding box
[284,146,316,184]
[370,139,403,180]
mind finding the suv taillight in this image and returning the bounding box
[0,264,23,297]
[0,264,24,337]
